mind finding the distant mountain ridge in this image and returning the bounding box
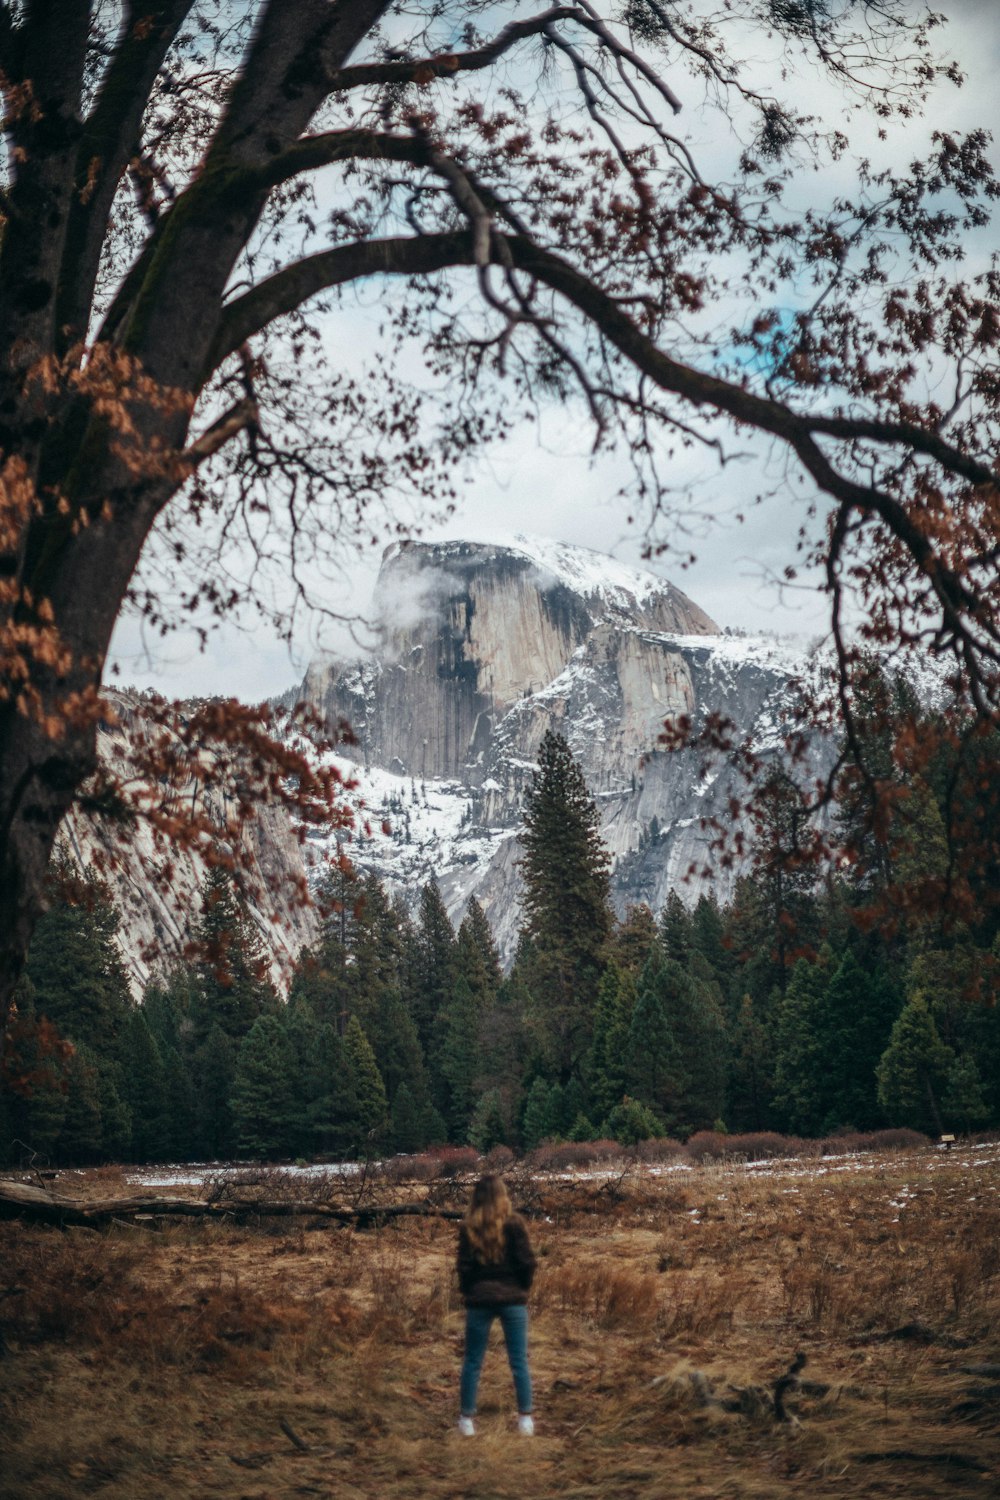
[293,536,830,960]
[65,536,830,985]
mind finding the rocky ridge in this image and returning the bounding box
[294,536,831,960]
[67,535,831,986]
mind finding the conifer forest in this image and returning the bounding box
[5,724,998,1170]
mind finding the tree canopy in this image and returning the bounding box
[1,0,999,1046]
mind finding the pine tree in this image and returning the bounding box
[192,868,277,1044]
[604,904,660,977]
[748,766,822,994]
[521,1076,559,1150]
[518,730,612,1078]
[390,1081,424,1154]
[671,970,729,1135]
[772,957,830,1135]
[876,993,953,1134]
[365,990,428,1103]
[341,1015,389,1153]
[306,850,365,1032]
[57,1044,105,1163]
[231,1014,297,1159]
[410,880,457,1068]
[477,973,531,1139]
[941,1053,989,1133]
[120,1009,170,1162]
[193,1023,237,1159]
[587,963,635,1123]
[439,977,482,1140]
[161,1045,197,1161]
[298,1020,347,1155]
[24,869,133,1056]
[604,1096,666,1145]
[625,960,681,1126]
[690,893,732,995]
[727,993,776,1132]
[660,891,691,966]
[468,1089,508,1152]
[456,897,502,1011]
[814,951,899,1130]
[347,875,406,1037]
[835,656,922,898]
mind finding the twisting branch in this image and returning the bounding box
[325,4,682,114]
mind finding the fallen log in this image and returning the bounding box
[0,1179,462,1229]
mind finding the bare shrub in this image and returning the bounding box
[686,1130,821,1163]
[724,1132,811,1161]
[482,1144,516,1173]
[633,1137,687,1164]
[527,1139,623,1171]
[424,1145,480,1178]
[817,1128,931,1155]
[684,1131,729,1163]
[381,1154,442,1183]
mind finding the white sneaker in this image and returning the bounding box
[458,1416,476,1437]
[517,1414,535,1436]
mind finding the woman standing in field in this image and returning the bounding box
[456,1174,537,1436]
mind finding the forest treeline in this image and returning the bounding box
[2,704,999,1168]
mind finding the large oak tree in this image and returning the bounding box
[1,0,998,1045]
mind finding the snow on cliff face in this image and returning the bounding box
[296,538,829,961]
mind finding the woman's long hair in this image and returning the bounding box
[464,1174,512,1265]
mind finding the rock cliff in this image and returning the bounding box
[71,537,828,983]
[295,536,829,960]
[59,692,320,995]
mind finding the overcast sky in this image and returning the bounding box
[107,0,1000,702]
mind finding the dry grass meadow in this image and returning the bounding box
[1,1142,998,1499]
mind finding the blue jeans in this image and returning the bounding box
[460,1303,532,1416]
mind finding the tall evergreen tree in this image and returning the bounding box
[727,993,776,1132]
[192,867,277,1044]
[773,956,831,1135]
[341,1015,389,1153]
[669,967,729,1134]
[231,1014,297,1159]
[690,893,733,995]
[660,891,691,966]
[439,976,482,1140]
[815,951,898,1130]
[604,904,660,977]
[410,881,457,1066]
[456,897,502,1005]
[587,963,635,1124]
[468,1088,508,1152]
[624,960,680,1125]
[57,1044,105,1164]
[518,730,612,1078]
[876,993,953,1135]
[24,869,132,1057]
[521,1076,560,1150]
[120,1009,170,1161]
[747,766,821,993]
[192,1023,237,1159]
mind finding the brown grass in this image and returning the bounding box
[1,1145,998,1499]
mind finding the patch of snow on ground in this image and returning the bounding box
[122,1139,1000,1192]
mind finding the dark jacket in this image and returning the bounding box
[457,1214,537,1307]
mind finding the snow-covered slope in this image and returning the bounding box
[294,538,830,959]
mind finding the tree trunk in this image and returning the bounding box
[0,1178,463,1228]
